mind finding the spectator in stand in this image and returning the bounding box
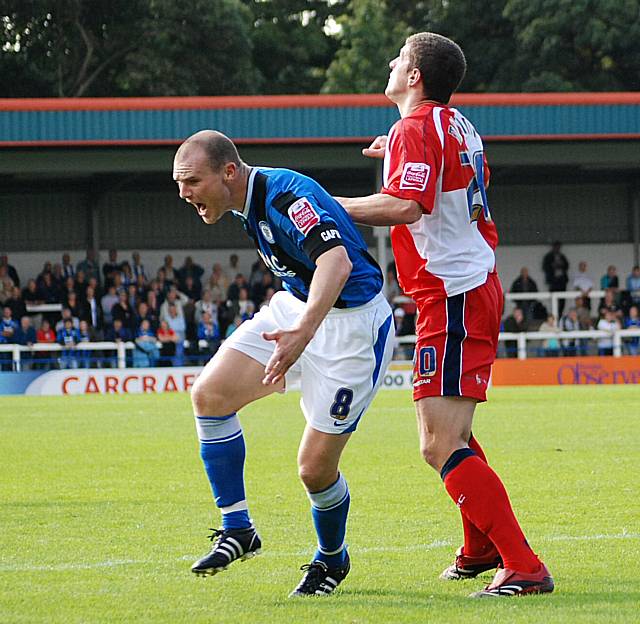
[596,309,620,356]
[166,303,186,366]
[74,270,88,300]
[76,249,100,285]
[600,265,619,291]
[626,265,640,306]
[57,318,80,369]
[250,271,276,308]
[134,273,149,303]
[197,310,221,358]
[154,271,170,299]
[572,260,595,300]
[60,276,77,305]
[181,274,202,303]
[146,289,162,322]
[559,307,584,356]
[55,307,80,333]
[51,264,65,291]
[207,263,230,302]
[226,273,249,302]
[131,251,148,283]
[227,253,241,277]
[248,257,268,290]
[102,249,122,289]
[37,261,53,283]
[0,269,14,304]
[111,289,136,334]
[624,305,640,355]
[103,317,131,367]
[537,313,561,357]
[510,267,539,320]
[194,289,218,325]
[101,286,119,328]
[38,272,60,304]
[1,306,18,370]
[574,295,593,329]
[598,287,623,322]
[157,319,178,366]
[224,315,243,338]
[178,256,205,290]
[22,279,43,306]
[0,254,20,287]
[159,286,189,323]
[385,262,401,305]
[502,307,528,358]
[260,287,276,310]
[65,291,83,321]
[121,262,135,288]
[135,300,158,332]
[133,319,160,368]
[35,318,56,368]
[542,241,570,316]
[86,275,101,300]
[76,319,97,368]
[6,286,26,321]
[80,285,103,334]
[126,284,139,311]
[61,253,75,279]
[160,254,178,286]
[15,316,37,369]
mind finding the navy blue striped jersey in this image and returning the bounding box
[233,167,382,308]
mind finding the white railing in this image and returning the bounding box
[395,328,640,360]
[504,289,606,320]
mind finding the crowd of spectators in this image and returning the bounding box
[0,250,281,370]
[501,242,640,358]
[2,244,640,369]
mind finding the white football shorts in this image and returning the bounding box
[221,289,395,434]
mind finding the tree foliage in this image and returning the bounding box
[1,0,639,96]
[322,0,409,93]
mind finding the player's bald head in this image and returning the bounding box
[176,130,242,172]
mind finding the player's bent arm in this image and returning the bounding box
[297,245,352,336]
[335,194,422,226]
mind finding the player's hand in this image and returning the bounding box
[261,325,314,385]
[362,135,388,159]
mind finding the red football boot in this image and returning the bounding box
[469,563,554,597]
[440,546,503,580]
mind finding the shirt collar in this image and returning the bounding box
[233,167,258,219]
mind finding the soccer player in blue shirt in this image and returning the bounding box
[173,130,395,597]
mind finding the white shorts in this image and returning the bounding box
[221,290,395,434]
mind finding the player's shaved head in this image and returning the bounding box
[406,32,466,104]
[177,130,242,172]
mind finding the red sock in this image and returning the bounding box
[461,435,496,558]
[442,451,541,573]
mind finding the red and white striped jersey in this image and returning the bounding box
[382,103,498,299]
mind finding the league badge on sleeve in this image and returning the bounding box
[400,162,430,191]
[288,197,320,236]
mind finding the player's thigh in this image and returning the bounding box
[191,346,284,415]
[191,308,285,415]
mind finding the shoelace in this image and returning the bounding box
[297,562,327,590]
[207,528,225,544]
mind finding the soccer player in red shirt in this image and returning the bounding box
[337,32,554,598]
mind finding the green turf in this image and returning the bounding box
[1,386,638,623]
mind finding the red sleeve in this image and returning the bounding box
[381,116,441,214]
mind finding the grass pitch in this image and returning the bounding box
[1,386,638,623]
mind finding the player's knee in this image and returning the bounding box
[419,436,448,471]
[191,376,226,415]
[298,462,331,493]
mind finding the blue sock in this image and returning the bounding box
[196,413,251,530]
[308,473,350,567]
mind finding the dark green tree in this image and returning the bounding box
[503,0,640,91]
[243,0,348,94]
[322,0,410,93]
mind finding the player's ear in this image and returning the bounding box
[223,162,236,181]
[408,68,421,87]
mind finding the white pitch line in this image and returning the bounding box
[2,533,638,573]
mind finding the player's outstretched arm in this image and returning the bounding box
[362,135,388,159]
[261,246,352,386]
[335,194,422,227]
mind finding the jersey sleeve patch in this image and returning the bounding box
[302,222,345,263]
[287,197,320,236]
[399,162,430,191]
